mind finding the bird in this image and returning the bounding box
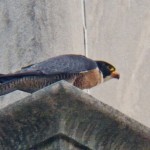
[0,54,120,96]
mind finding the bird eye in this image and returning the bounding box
[110,68,114,71]
[108,66,114,71]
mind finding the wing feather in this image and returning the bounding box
[17,55,97,74]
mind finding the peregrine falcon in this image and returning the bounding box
[0,54,120,96]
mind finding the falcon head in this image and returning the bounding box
[96,61,120,82]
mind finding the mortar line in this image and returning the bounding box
[81,0,88,57]
[81,0,90,94]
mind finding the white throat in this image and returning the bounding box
[103,75,113,82]
[100,71,104,83]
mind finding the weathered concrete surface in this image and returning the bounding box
[0,0,150,130]
[86,0,150,127]
[0,81,150,150]
[0,0,84,108]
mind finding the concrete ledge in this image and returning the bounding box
[0,81,150,150]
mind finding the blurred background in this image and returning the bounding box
[0,0,150,127]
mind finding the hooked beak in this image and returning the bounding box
[111,71,120,79]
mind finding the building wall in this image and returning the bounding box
[0,0,150,127]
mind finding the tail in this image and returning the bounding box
[0,73,23,96]
[0,73,36,96]
[0,73,53,96]
[0,72,77,96]
[0,80,17,96]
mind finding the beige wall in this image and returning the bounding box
[0,0,84,108]
[0,0,150,127]
[86,0,150,128]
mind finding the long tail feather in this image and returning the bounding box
[0,72,77,96]
[0,72,43,83]
[0,73,31,95]
[0,80,17,96]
